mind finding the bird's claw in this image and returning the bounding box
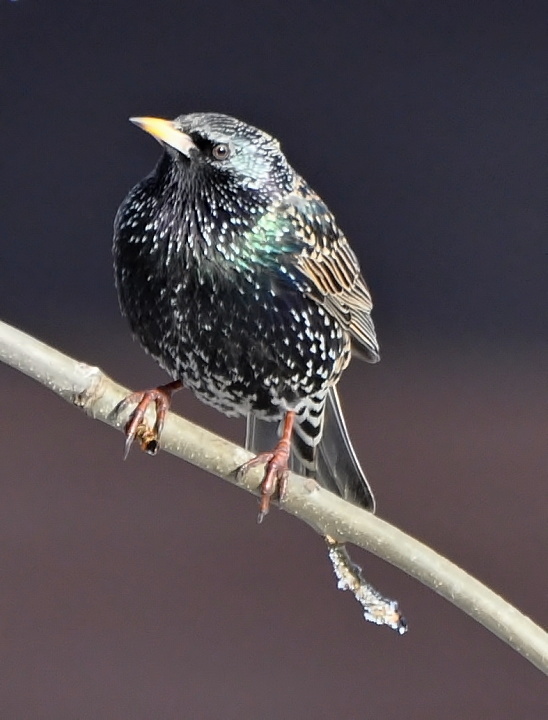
[238,446,291,523]
[123,421,160,459]
[118,381,182,458]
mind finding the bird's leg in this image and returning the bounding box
[238,411,296,523]
[117,380,183,458]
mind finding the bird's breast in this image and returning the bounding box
[114,185,351,418]
[166,260,350,415]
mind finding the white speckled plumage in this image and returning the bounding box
[114,112,379,509]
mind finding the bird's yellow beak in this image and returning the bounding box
[130,116,196,156]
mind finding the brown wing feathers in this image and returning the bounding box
[296,213,380,363]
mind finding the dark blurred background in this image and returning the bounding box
[1,1,546,717]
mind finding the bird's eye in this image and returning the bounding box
[212,143,230,161]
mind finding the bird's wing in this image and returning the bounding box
[280,184,380,363]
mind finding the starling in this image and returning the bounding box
[113,113,380,521]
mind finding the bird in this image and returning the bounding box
[113,112,380,522]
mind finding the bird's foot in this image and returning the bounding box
[117,380,183,458]
[237,411,296,523]
[238,445,291,523]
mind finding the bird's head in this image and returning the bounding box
[130,113,294,198]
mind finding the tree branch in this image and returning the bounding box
[0,318,546,674]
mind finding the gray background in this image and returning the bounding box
[1,1,546,717]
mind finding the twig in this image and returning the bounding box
[0,318,547,673]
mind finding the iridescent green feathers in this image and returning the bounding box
[239,180,380,364]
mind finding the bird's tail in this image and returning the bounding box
[245,387,375,512]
